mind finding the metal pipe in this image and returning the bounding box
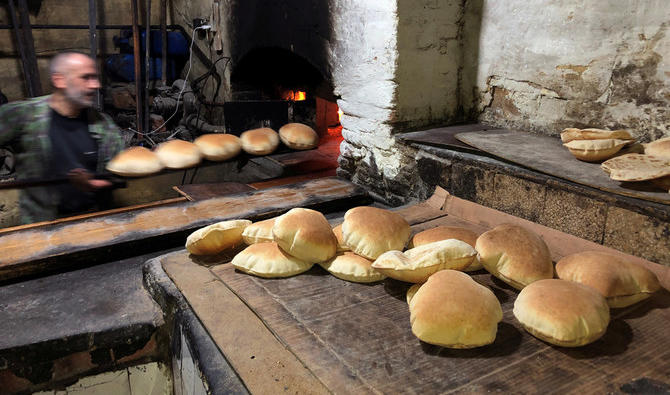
[160,0,167,86]
[0,24,183,30]
[144,0,151,135]
[88,0,100,109]
[9,0,41,97]
[130,0,143,138]
[17,0,41,96]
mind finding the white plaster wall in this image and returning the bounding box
[471,0,670,141]
[395,0,464,128]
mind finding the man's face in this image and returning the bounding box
[57,55,101,109]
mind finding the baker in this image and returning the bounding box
[0,51,124,224]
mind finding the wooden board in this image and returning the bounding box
[172,182,257,201]
[162,187,670,393]
[0,177,369,281]
[396,123,502,153]
[456,130,670,205]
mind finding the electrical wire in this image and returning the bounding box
[135,25,206,137]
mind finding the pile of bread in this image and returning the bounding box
[105,123,319,177]
[560,127,636,162]
[601,137,670,194]
[184,206,661,350]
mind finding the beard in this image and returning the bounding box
[64,86,95,109]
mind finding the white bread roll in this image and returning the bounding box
[409,270,502,348]
[410,226,483,271]
[319,252,386,283]
[332,224,350,252]
[241,218,276,245]
[371,239,476,283]
[240,128,279,155]
[154,139,202,169]
[185,219,251,255]
[556,251,660,308]
[476,224,554,290]
[231,242,313,278]
[341,206,411,260]
[279,123,319,150]
[272,208,337,263]
[513,279,610,347]
[194,134,241,161]
[106,146,164,177]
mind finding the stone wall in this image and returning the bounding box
[468,0,670,142]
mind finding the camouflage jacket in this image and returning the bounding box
[0,95,124,224]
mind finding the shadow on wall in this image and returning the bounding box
[394,0,484,132]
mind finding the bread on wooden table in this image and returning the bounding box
[279,123,319,150]
[154,139,202,169]
[560,128,633,143]
[194,133,241,161]
[475,224,554,290]
[341,206,411,260]
[231,242,313,278]
[556,251,661,308]
[186,219,251,255]
[563,139,631,162]
[319,251,386,283]
[410,226,483,271]
[106,146,164,177]
[272,208,337,263]
[371,239,476,283]
[513,279,610,347]
[242,218,276,245]
[601,153,670,181]
[643,136,670,159]
[409,270,502,348]
[240,127,280,155]
[332,224,350,252]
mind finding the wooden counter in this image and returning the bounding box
[160,187,670,393]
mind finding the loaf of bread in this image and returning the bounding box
[341,207,411,260]
[556,251,660,308]
[186,219,251,255]
[154,139,202,169]
[476,224,554,290]
[410,226,482,271]
[106,146,164,177]
[320,252,386,283]
[272,208,337,263]
[240,128,279,155]
[194,133,242,161]
[513,279,610,347]
[279,123,319,150]
[409,270,502,348]
[231,242,313,278]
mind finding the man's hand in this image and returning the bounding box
[67,168,112,192]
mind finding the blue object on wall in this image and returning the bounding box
[113,30,189,57]
[105,54,178,82]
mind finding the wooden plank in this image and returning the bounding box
[248,169,337,190]
[0,177,369,281]
[172,182,256,202]
[396,123,498,152]
[456,130,670,205]
[161,251,330,395]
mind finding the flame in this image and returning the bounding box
[337,108,343,122]
[283,90,306,101]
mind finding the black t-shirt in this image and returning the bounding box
[48,109,99,215]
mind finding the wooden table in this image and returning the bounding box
[161,188,670,394]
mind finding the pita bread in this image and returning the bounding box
[643,137,670,159]
[240,128,280,155]
[194,134,242,161]
[409,270,503,348]
[319,252,386,283]
[601,153,670,181]
[279,123,319,150]
[231,242,313,278]
[513,279,610,347]
[154,139,202,169]
[241,218,276,244]
[564,138,630,162]
[106,146,164,177]
[409,226,482,271]
[186,219,251,255]
[560,128,633,143]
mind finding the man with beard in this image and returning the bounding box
[0,51,124,224]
